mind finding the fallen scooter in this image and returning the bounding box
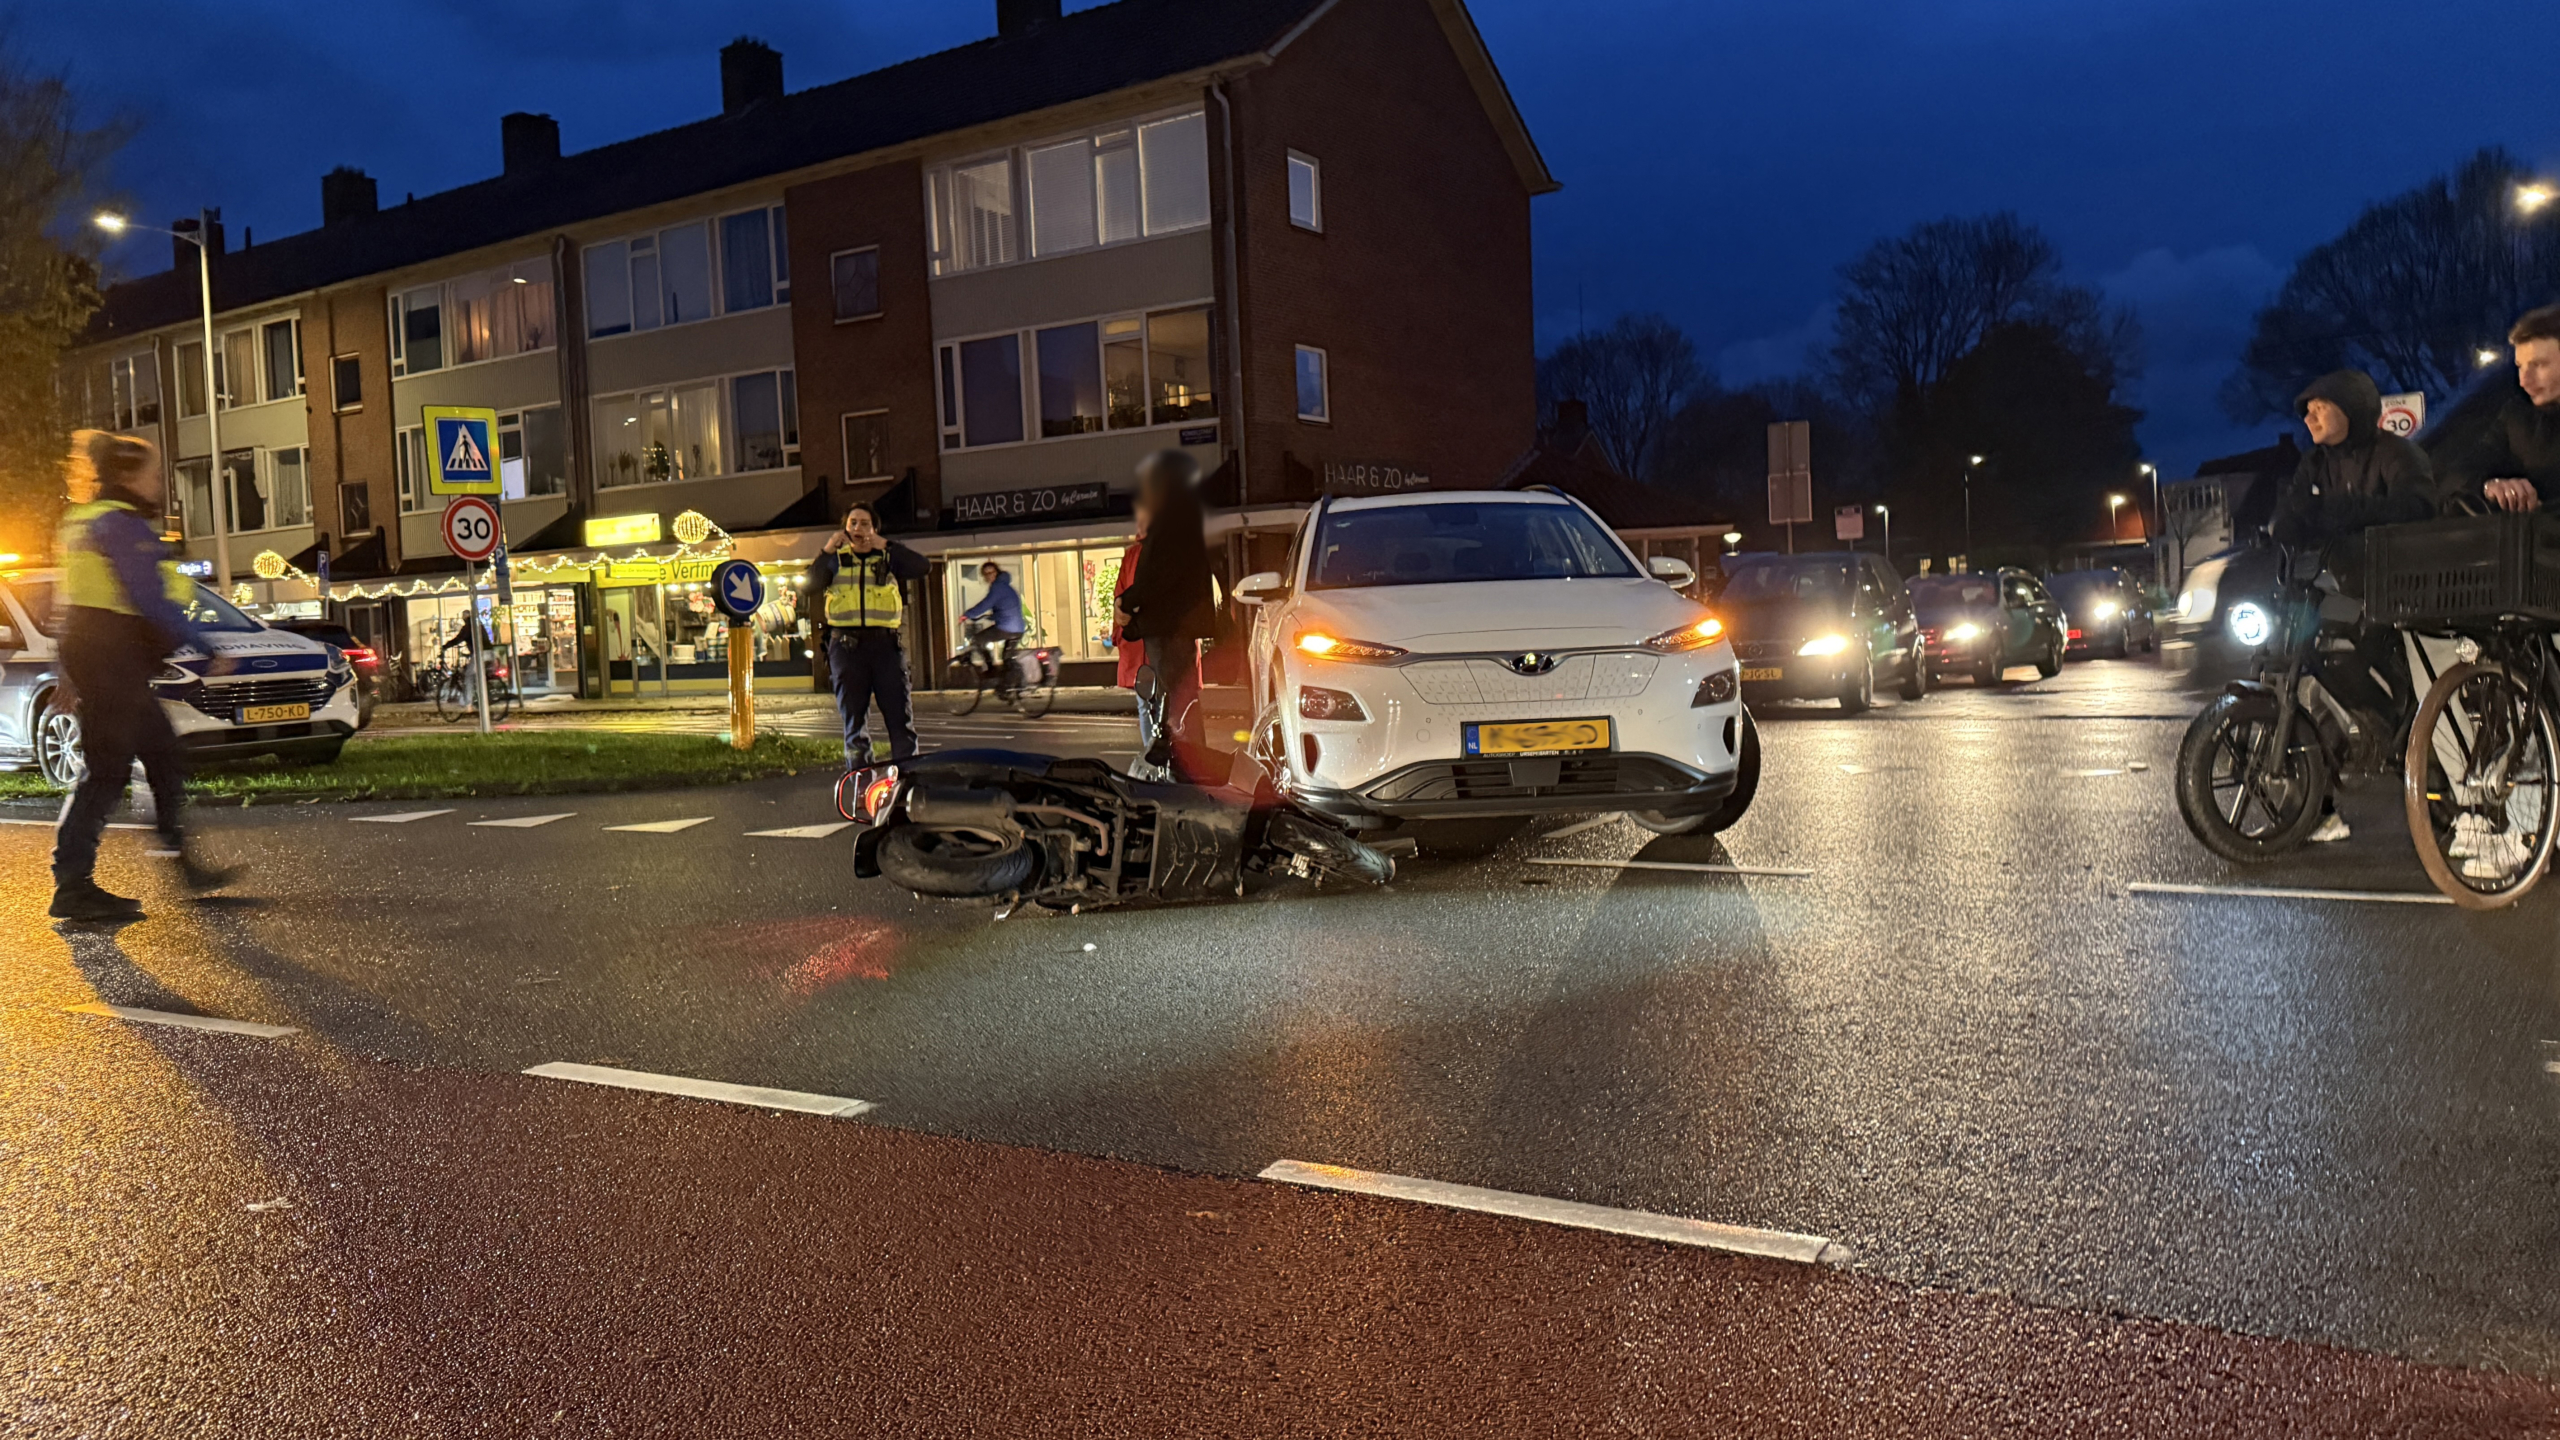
[839,748,1398,910]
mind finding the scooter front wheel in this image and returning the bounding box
[879,825,1038,898]
[2175,690,2331,862]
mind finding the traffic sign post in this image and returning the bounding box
[441,496,503,735]
[1834,505,1865,544]
[712,560,766,751]
[1766,420,1813,554]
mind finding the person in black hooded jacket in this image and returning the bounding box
[2443,304,2560,513]
[1115,450,1218,780]
[2269,368,2435,595]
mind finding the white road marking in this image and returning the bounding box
[745,822,853,839]
[1838,764,1908,775]
[0,818,153,830]
[602,817,713,834]
[352,810,454,824]
[64,1002,298,1039]
[1526,858,1812,878]
[469,813,575,828]
[522,1061,872,1117]
[1541,814,1625,840]
[2065,768,2126,777]
[2128,881,2453,906]
[1258,1160,1846,1266]
[2127,761,2152,772]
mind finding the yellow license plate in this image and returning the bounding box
[241,703,311,723]
[1467,717,1611,756]
[1740,667,1783,682]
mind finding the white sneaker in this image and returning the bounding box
[2308,814,2352,843]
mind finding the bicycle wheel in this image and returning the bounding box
[433,668,469,723]
[1015,658,1057,719]
[2404,659,2560,909]
[487,676,517,723]
[945,661,985,716]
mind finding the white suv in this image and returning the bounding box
[1237,490,1756,836]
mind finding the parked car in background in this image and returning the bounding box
[0,568,362,785]
[270,618,380,728]
[1720,552,1927,713]
[2044,568,2158,659]
[1910,569,2068,684]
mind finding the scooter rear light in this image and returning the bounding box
[836,765,902,824]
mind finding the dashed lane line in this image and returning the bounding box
[351,810,455,824]
[1541,814,1626,840]
[601,817,714,834]
[469,813,576,829]
[2127,881,2453,906]
[0,818,154,830]
[64,1002,298,1039]
[523,1061,873,1117]
[1525,858,1813,878]
[744,822,853,839]
[1258,1160,1848,1266]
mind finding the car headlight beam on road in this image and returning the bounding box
[1295,632,1407,663]
[2226,601,2272,648]
[1641,614,1726,653]
[1798,633,1850,657]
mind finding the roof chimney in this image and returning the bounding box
[720,38,783,114]
[321,167,378,226]
[502,112,560,174]
[170,211,225,271]
[996,0,1061,38]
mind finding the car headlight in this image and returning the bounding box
[2226,601,2272,647]
[153,662,192,685]
[1298,685,1367,721]
[1946,622,1981,643]
[1798,633,1850,657]
[2091,601,2119,620]
[1640,614,1725,653]
[1295,632,1406,663]
[327,646,352,675]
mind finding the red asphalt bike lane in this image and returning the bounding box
[4,1018,2558,1439]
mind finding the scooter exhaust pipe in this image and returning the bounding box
[905,786,1017,829]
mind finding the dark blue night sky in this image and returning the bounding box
[35,0,2560,476]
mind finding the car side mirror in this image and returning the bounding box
[1233,571,1289,606]
[1647,556,1697,589]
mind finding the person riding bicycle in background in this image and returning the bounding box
[2268,367,2437,842]
[963,562,1026,684]
[2446,304,2560,514]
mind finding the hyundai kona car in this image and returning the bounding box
[1236,490,1755,836]
[0,568,362,786]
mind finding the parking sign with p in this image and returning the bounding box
[423,405,501,496]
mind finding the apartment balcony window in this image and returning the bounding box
[930,109,1209,276]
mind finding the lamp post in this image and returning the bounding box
[1872,504,1892,569]
[2107,492,2127,543]
[2138,462,2164,586]
[95,209,232,591]
[1963,455,1984,566]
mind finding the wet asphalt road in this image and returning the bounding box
[7,657,2560,1432]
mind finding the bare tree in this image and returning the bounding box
[1537,312,1702,481]
[0,51,117,541]
[2225,148,2559,422]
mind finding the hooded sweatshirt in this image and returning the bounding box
[2269,369,2435,595]
[2442,387,2560,508]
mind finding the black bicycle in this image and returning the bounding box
[945,623,1059,718]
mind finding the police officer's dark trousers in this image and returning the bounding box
[828,627,917,766]
[52,614,186,887]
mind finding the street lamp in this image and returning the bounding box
[2138,461,2165,585]
[2107,492,2127,542]
[1963,455,1985,563]
[95,208,232,590]
[2479,347,2505,368]
[1872,504,1892,568]
[1720,529,1743,554]
[2516,182,2556,215]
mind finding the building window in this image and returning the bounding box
[110,352,161,429]
[957,335,1024,448]
[262,319,303,402]
[264,446,312,530]
[218,448,262,531]
[1288,151,1322,232]
[1035,322,1104,437]
[340,481,371,537]
[498,407,569,499]
[842,410,890,481]
[931,110,1206,276]
[217,328,256,410]
[443,257,556,366]
[584,221,716,338]
[593,381,723,488]
[731,369,800,472]
[392,287,443,375]
[395,426,427,513]
[331,354,363,413]
[1145,308,1215,425]
[720,205,791,313]
[176,458,211,538]
[174,340,207,419]
[1295,345,1329,423]
[830,246,880,321]
[939,305,1217,451]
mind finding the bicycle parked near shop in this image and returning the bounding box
[417,650,517,724]
[945,620,1059,719]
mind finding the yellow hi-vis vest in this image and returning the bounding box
[57,498,190,616]
[824,551,904,630]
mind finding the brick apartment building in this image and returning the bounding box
[59,0,1554,694]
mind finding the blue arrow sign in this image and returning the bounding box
[711,559,766,620]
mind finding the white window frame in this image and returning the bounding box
[389,257,557,377]
[1287,151,1322,233]
[842,408,891,481]
[717,203,792,314]
[830,245,883,323]
[585,365,800,490]
[926,106,1211,278]
[261,318,304,403]
[215,326,257,411]
[330,353,363,414]
[583,204,788,342]
[1295,345,1330,424]
[933,300,1218,454]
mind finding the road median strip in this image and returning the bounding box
[64,1002,298,1039]
[1258,1160,1847,1265]
[522,1061,873,1117]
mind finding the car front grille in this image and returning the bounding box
[1398,653,1659,706]
[190,676,334,721]
[1735,640,1786,661]
[1364,754,1695,803]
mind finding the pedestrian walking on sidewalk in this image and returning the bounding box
[50,431,237,921]
[812,500,927,767]
[1115,451,1219,782]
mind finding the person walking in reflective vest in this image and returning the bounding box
[810,500,927,767]
[50,432,238,921]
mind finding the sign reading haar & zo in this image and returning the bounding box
[946,482,1110,528]
[1319,460,1432,495]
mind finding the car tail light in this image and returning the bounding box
[836,765,902,824]
[344,645,377,667]
[1298,685,1367,721]
[2067,628,2084,641]
[1642,614,1725,653]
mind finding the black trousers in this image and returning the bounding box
[827,629,916,765]
[53,636,185,886]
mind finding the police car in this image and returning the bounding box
[0,568,362,786]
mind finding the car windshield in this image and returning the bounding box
[1307,503,1639,590]
[183,584,266,634]
[1719,558,1853,605]
[1909,577,2001,619]
[4,579,57,637]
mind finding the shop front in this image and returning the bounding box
[593,551,817,697]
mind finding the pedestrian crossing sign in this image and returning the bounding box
[423,405,502,495]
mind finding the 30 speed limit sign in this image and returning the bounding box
[441,495,501,562]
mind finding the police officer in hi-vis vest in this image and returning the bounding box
[809,500,927,767]
[51,432,237,921]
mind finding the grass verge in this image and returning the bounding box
[0,731,845,805]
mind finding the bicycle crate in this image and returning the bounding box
[2366,511,2560,627]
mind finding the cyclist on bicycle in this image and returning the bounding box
[2268,368,2436,840]
[2444,305,2560,514]
[963,562,1026,688]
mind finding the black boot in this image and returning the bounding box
[49,881,143,921]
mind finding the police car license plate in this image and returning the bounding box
[1740,666,1783,682]
[241,703,310,723]
[1464,718,1611,757]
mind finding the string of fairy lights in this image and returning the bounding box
[226,508,811,608]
